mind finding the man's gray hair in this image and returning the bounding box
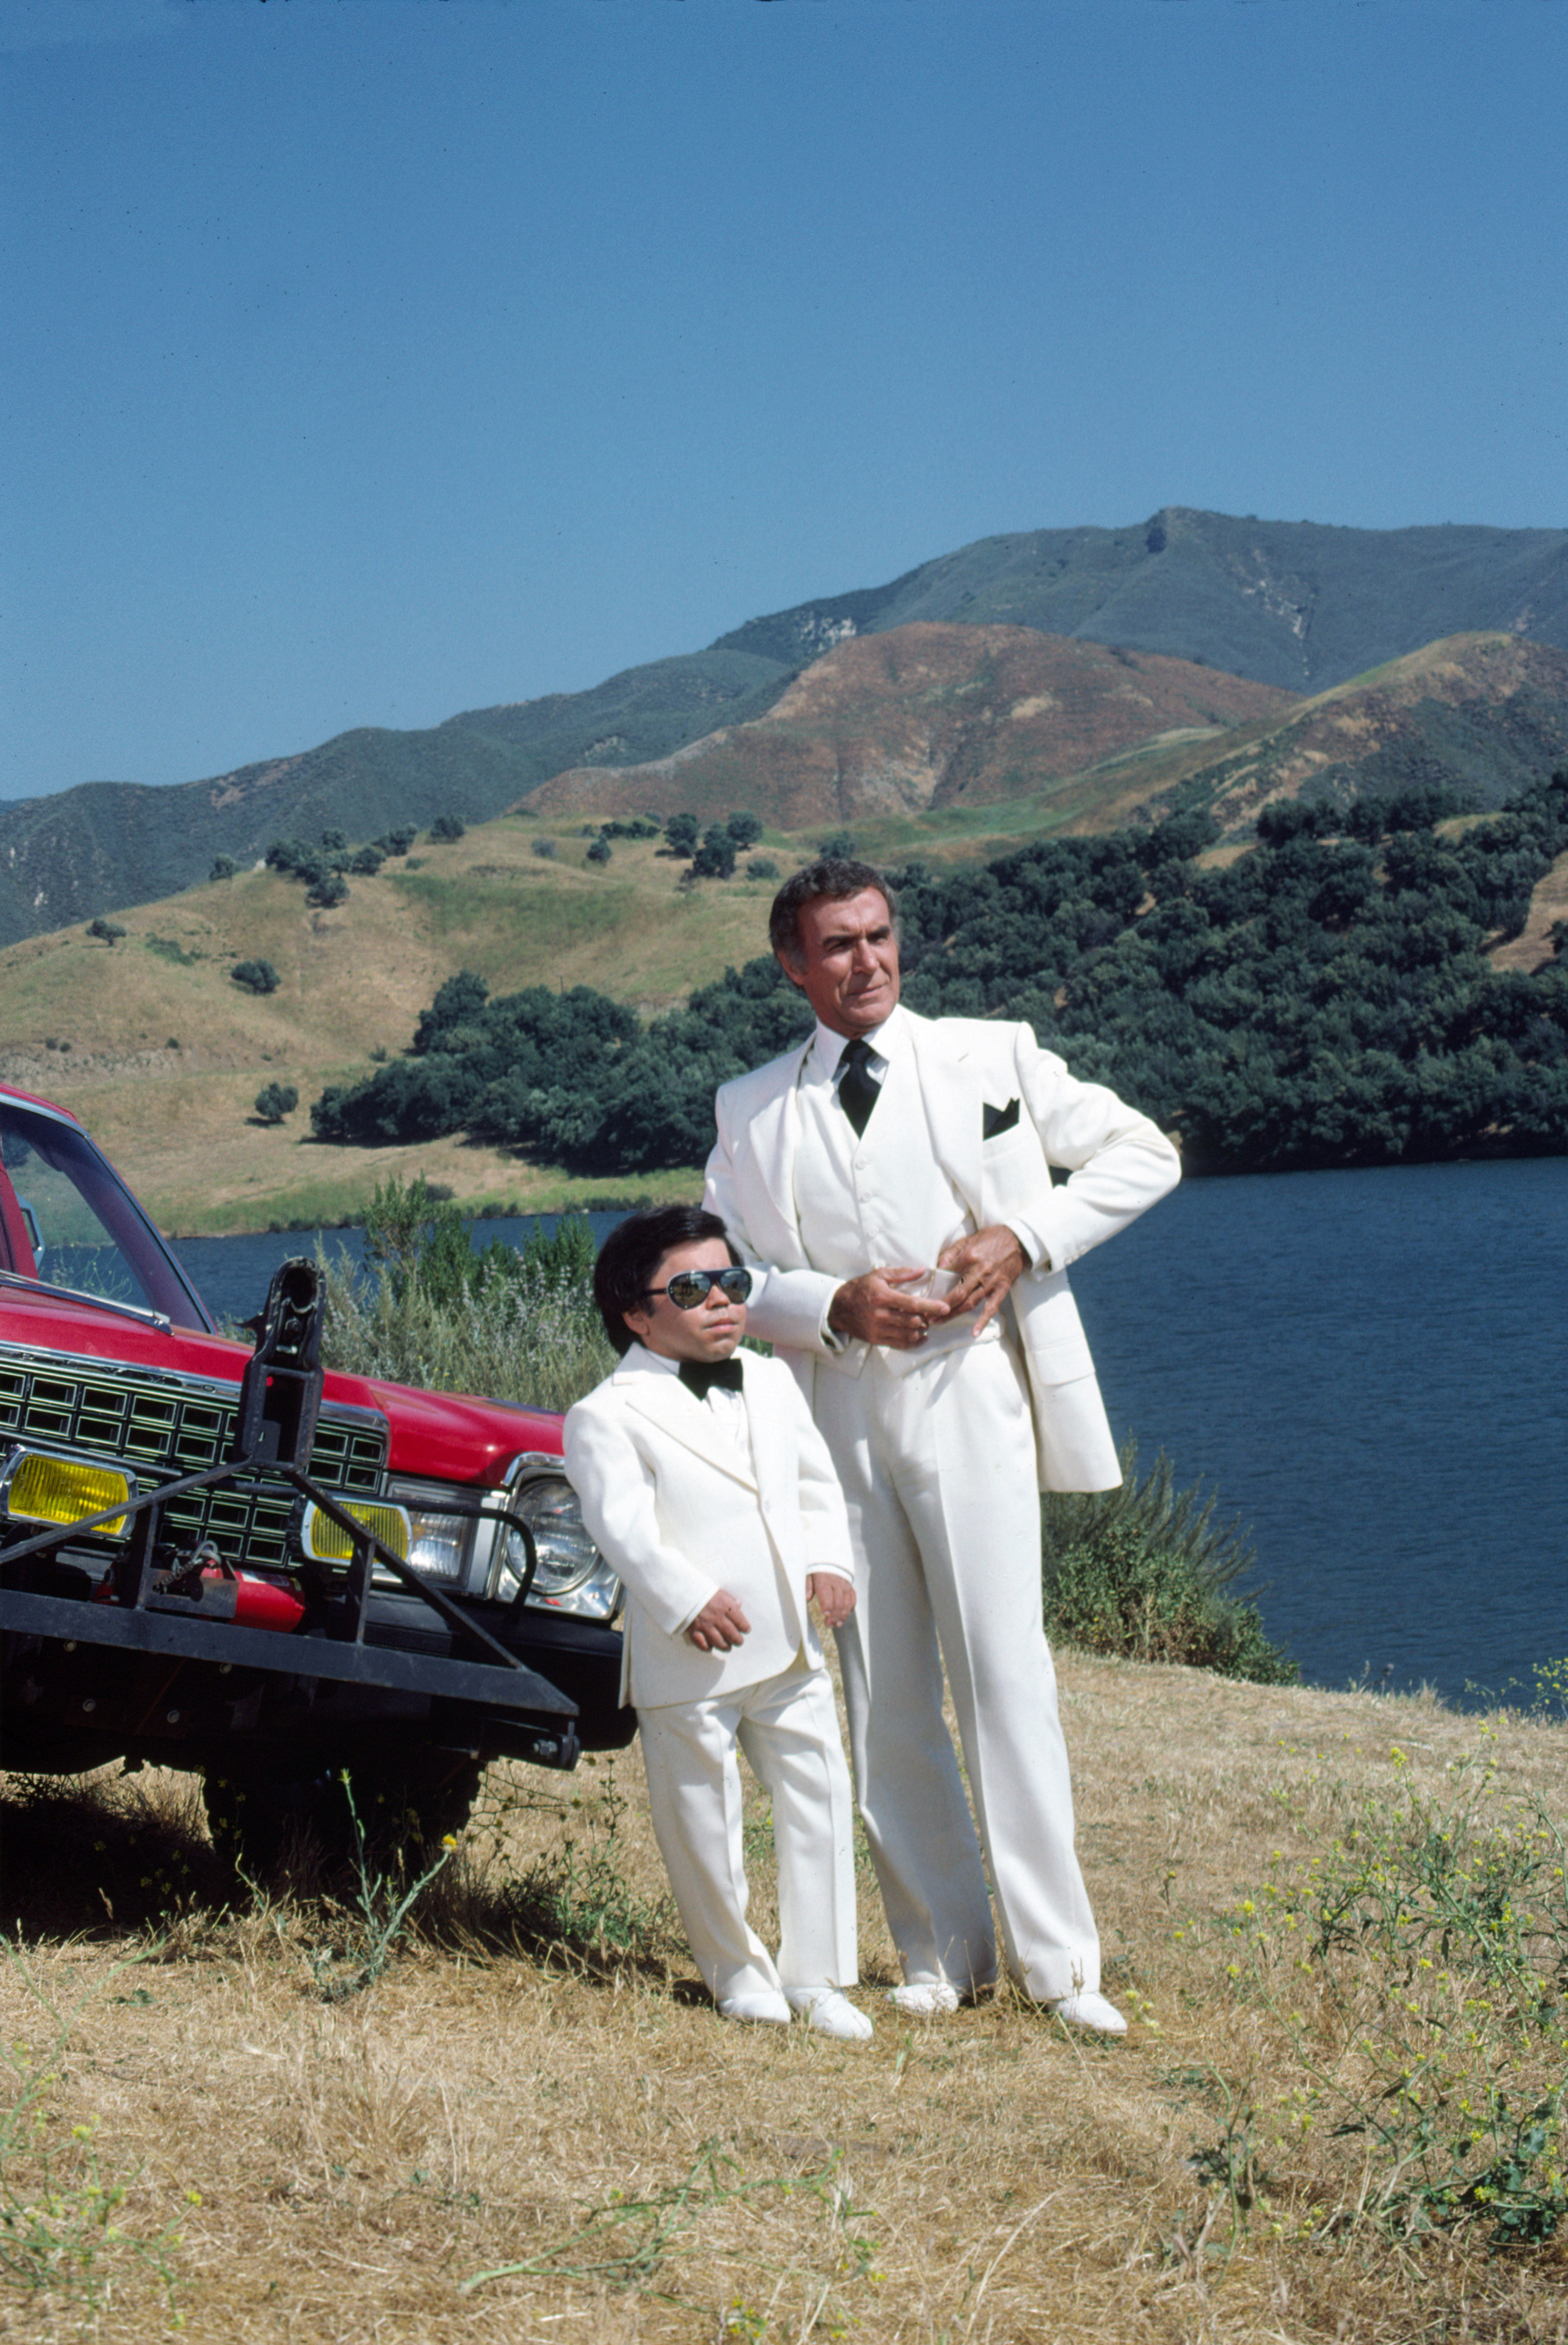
[768,858,897,963]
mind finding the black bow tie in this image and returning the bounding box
[836,1036,881,1137]
[678,1357,744,1401]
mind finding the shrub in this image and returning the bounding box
[746,857,779,881]
[585,836,612,865]
[253,1083,299,1124]
[531,836,557,860]
[307,873,350,910]
[664,812,698,858]
[377,825,418,857]
[349,845,385,875]
[429,812,466,843]
[815,829,859,860]
[690,825,737,879]
[86,918,125,946]
[1042,1442,1295,1684]
[726,810,764,847]
[321,1181,610,1411]
[230,959,281,996]
[209,853,239,881]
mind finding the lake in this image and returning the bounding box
[170,1158,1566,1706]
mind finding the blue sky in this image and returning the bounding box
[4,0,1566,801]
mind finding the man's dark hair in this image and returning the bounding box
[768,858,897,964]
[592,1205,742,1355]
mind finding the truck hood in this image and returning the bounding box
[0,1284,565,1484]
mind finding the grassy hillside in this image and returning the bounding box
[523,625,1297,830]
[5,736,1565,1232]
[0,817,800,1234]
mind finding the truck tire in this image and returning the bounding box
[202,1754,481,1889]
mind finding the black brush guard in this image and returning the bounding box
[0,1262,581,1770]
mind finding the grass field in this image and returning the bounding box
[4,1661,1567,2342]
[0,781,1157,1237]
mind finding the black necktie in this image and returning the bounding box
[836,1036,881,1137]
[678,1358,745,1401]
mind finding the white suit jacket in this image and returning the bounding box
[703,1008,1181,1492]
[561,1345,855,1709]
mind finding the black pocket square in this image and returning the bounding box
[983,1097,1021,1139]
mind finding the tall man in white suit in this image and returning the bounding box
[703,860,1181,2031]
[563,1203,870,2039]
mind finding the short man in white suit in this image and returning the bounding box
[703,859,1181,2032]
[563,1202,870,2039]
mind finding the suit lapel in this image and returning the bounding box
[733,1043,813,1268]
[904,1011,984,1223]
[617,1355,760,1489]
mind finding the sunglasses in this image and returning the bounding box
[640,1266,754,1310]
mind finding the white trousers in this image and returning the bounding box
[636,1663,859,2005]
[824,1338,1101,2003]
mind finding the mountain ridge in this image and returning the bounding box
[5,507,1568,948]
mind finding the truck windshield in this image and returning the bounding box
[0,1100,214,1334]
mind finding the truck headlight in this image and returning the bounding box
[384,1478,477,1585]
[497,1473,621,1621]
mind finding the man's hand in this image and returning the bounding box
[829,1267,950,1350]
[686,1590,751,1652]
[937,1224,1029,1337]
[807,1570,856,1630]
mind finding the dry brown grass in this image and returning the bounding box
[5,1661,1568,2343]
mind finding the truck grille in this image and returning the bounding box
[0,1348,388,1574]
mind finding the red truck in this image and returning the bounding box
[0,1082,629,1875]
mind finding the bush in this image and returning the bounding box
[726,810,764,847]
[690,825,737,879]
[1042,1443,1296,1684]
[815,829,859,860]
[253,1083,299,1124]
[664,812,698,858]
[307,873,350,909]
[585,836,612,865]
[531,837,557,860]
[322,1180,610,1411]
[87,918,125,946]
[231,960,281,995]
[209,853,239,882]
[746,857,780,881]
[429,812,466,843]
[377,825,418,857]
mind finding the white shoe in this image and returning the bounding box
[889,1981,961,2017]
[786,1989,873,2041]
[718,1989,791,2026]
[1051,1990,1126,2035]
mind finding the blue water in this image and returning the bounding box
[170,1160,1567,1706]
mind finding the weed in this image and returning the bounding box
[454,1764,675,1972]
[461,2136,880,2322]
[318,1187,610,1410]
[306,1776,458,2002]
[0,1946,182,2318]
[1193,1742,1568,2250]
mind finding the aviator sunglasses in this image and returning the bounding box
[640,1266,754,1310]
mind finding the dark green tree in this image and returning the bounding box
[231,959,281,995]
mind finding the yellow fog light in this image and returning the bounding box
[4,1451,134,1538]
[299,1498,411,1566]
